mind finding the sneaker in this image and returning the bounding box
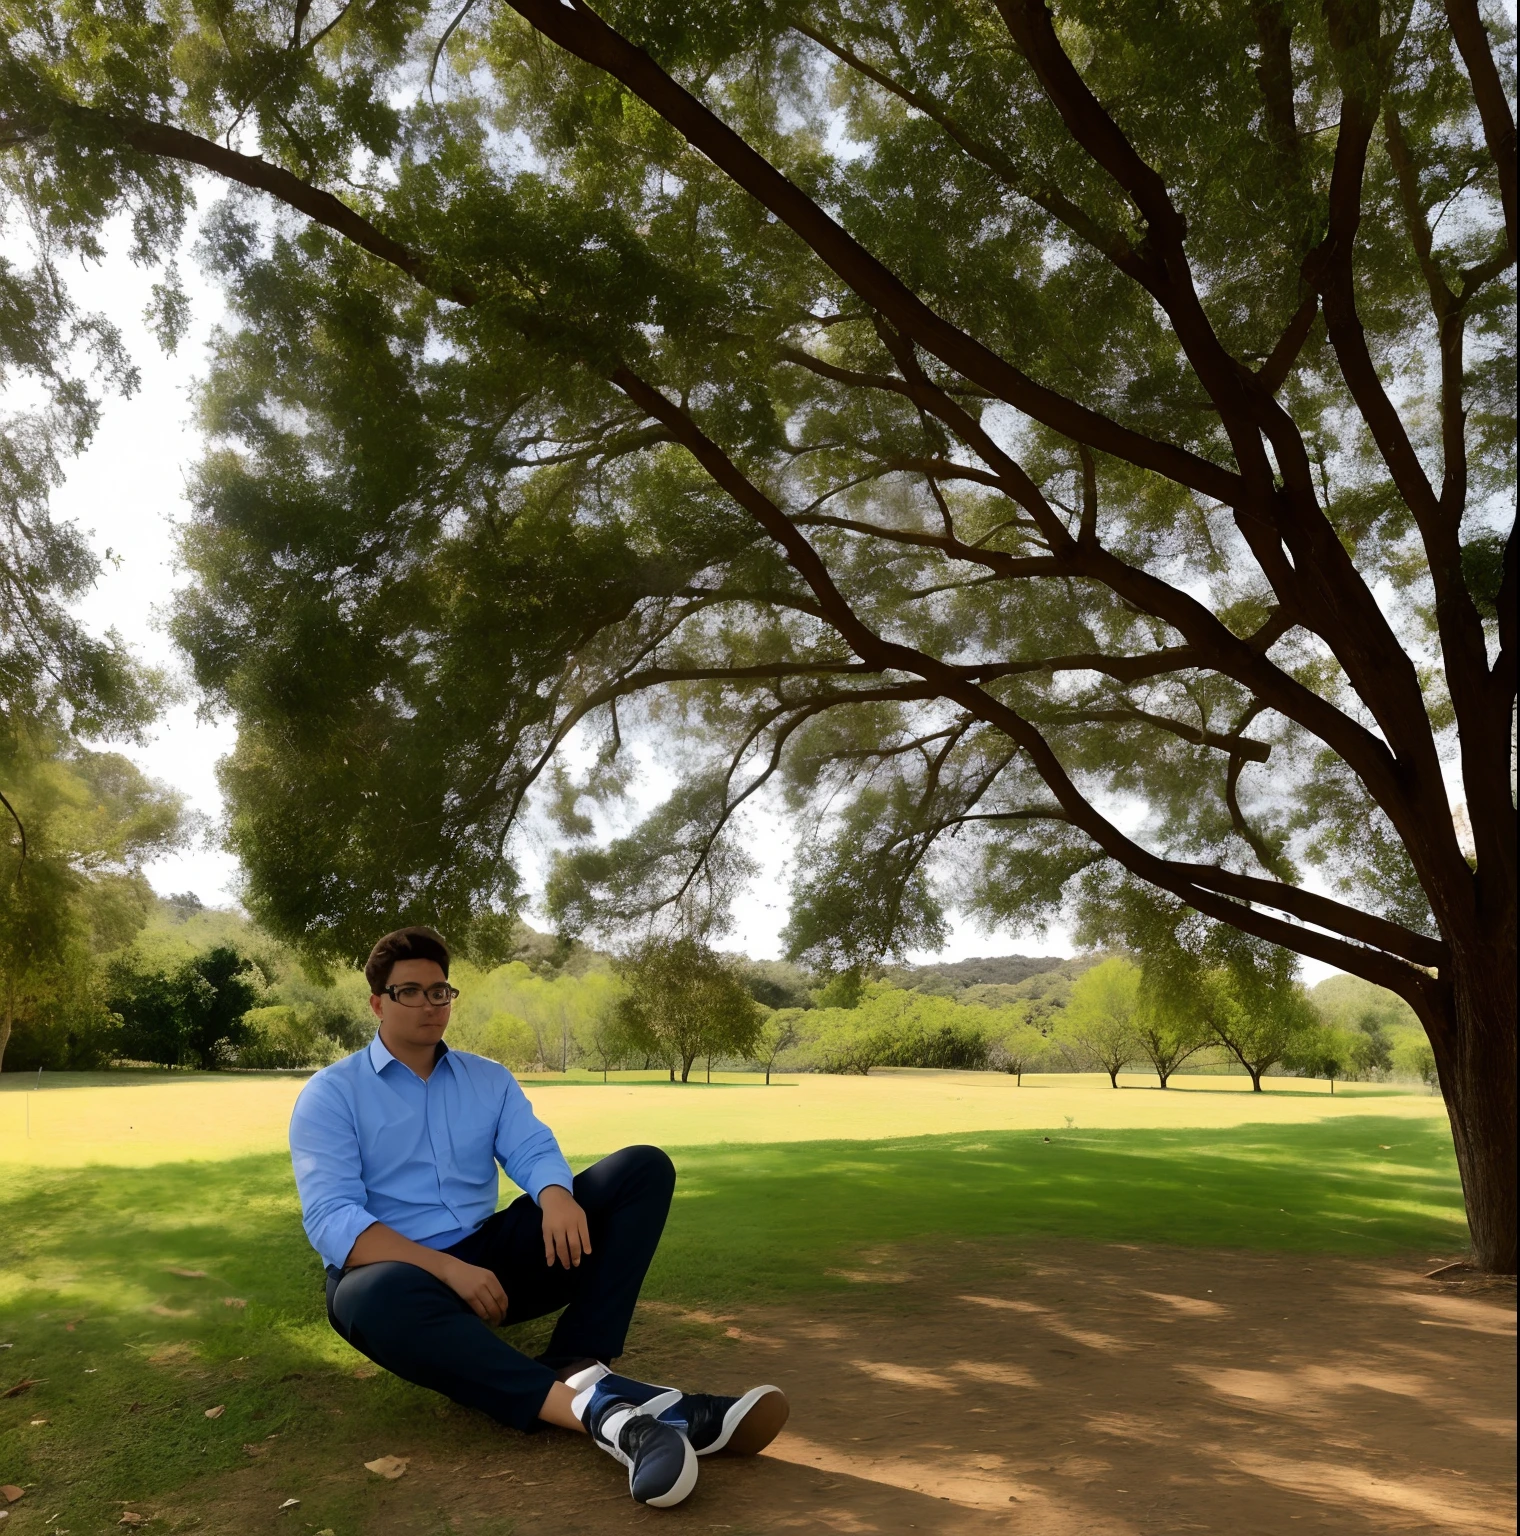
[567,1366,789,1457]
[576,1378,698,1507]
[660,1385,790,1456]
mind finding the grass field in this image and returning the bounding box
[0,1065,1447,1167]
[0,1072,1470,1532]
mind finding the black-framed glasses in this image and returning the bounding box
[382,982,460,1008]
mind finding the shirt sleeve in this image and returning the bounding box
[494,1072,574,1203]
[288,1074,379,1270]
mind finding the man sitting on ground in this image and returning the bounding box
[288,925,787,1508]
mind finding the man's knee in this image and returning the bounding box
[577,1143,675,1212]
[331,1260,449,1349]
[626,1143,676,1192]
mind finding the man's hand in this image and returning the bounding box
[539,1184,592,1269]
[442,1256,509,1324]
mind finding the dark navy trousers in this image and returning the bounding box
[325,1144,675,1431]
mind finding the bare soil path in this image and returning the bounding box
[155,1241,1516,1536]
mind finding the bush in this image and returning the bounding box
[446,1009,542,1071]
[108,946,262,1069]
[236,1005,347,1069]
[797,985,1002,1074]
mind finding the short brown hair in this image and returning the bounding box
[365,926,451,995]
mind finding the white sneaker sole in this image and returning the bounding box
[641,1429,699,1507]
[603,1389,698,1508]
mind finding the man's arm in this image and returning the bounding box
[492,1073,589,1269]
[290,1077,516,1324]
[344,1222,510,1324]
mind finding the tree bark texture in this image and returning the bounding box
[1431,944,1518,1273]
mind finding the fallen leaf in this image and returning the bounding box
[119,1515,146,1527]
[29,1419,48,1426]
[242,1444,267,1458]
[363,1456,408,1480]
[315,1529,335,1535]
[1,1379,42,1398]
[221,1298,247,1310]
[352,1366,378,1379]
[277,1498,299,1510]
[147,1306,191,1318]
[204,1406,225,1420]
[169,1270,207,1279]
[0,1489,22,1504]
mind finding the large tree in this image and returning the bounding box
[2,0,1513,1265]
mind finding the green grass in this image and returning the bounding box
[0,1117,1466,1529]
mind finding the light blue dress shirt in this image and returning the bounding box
[288,1034,575,1270]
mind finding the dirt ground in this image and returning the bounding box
[159,1241,1516,1536]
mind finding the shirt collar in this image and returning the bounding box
[368,1032,451,1077]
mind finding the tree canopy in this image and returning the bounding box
[0,730,186,1069]
[1,0,1513,1265]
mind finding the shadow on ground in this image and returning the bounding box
[41,1243,1518,1536]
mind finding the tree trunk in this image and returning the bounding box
[1108,1068,1119,1088]
[1248,1066,1263,1091]
[1432,946,1517,1274]
[681,1054,695,1082]
[1329,1075,1335,1095]
[705,1055,711,1083]
[1158,1069,1170,1088]
[0,977,13,1075]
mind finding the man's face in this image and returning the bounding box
[370,957,453,1052]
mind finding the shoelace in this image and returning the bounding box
[619,1413,667,1456]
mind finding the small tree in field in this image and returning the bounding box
[752,1011,801,1085]
[1060,958,1140,1088]
[986,1010,1047,1086]
[1201,957,1318,1093]
[1130,1003,1210,1090]
[616,938,762,1083]
[1289,1022,1367,1095]
[579,1004,636,1083]
[1133,967,1211,1089]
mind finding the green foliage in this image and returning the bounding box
[1287,1021,1372,1091]
[0,733,185,1071]
[1395,1034,1440,1091]
[738,957,816,1011]
[1056,956,1142,1085]
[984,1017,1050,1083]
[238,1004,344,1071]
[448,958,624,1072]
[616,936,763,1081]
[107,945,264,1070]
[794,982,1011,1074]
[750,1009,801,1083]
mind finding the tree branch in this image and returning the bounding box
[611,366,1448,999]
[502,0,1246,507]
[1444,0,1518,258]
